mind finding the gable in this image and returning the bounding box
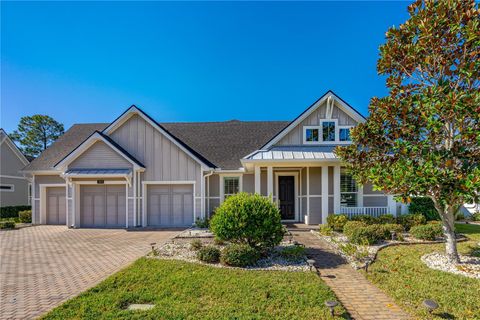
[68,141,132,169]
[0,130,29,176]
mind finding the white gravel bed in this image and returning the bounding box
[421,252,480,279]
[148,240,309,272]
[175,228,214,238]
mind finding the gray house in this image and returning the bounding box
[23,91,404,228]
[1,129,31,207]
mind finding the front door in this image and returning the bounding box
[278,176,295,220]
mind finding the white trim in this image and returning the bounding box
[219,174,243,203]
[0,184,15,192]
[306,166,310,224]
[125,184,129,228]
[303,126,321,144]
[339,125,354,142]
[74,180,128,185]
[275,172,299,222]
[267,166,273,197]
[254,166,261,194]
[0,175,29,180]
[0,129,30,166]
[301,120,352,145]
[39,183,67,225]
[142,180,196,185]
[32,176,36,223]
[333,165,341,214]
[102,106,213,170]
[200,169,205,219]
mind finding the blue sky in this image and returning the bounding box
[1,1,410,133]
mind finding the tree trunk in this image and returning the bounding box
[432,199,460,264]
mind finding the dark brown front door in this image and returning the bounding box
[279,176,295,220]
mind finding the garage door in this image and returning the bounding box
[80,185,126,228]
[46,187,66,225]
[147,184,193,227]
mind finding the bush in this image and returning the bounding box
[197,245,220,263]
[319,225,333,236]
[194,217,209,228]
[472,212,480,221]
[279,245,306,262]
[190,239,203,251]
[209,193,284,250]
[343,221,381,245]
[410,223,443,241]
[18,210,32,223]
[409,197,440,221]
[397,214,426,230]
[213,237,225,246]
[327,214,348,231]
[0,205,31,219]
[0,221,15,229]
[350,214,378,225]
[382,223,404,240]
[343,221,367,236]
[455,212,465,221]
[378,214,396,224]
[220,244,260,267]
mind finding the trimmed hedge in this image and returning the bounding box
[397,214,426,231]
[19,210,32,223]
[0,206,31,219]
[197,245,220,263]
[410,222,443,240]
[0,221,15,229]
[221,244,260,267]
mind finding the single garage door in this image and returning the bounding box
[80,185,126,228]
[46,187,66,225]
[147,184,193,227]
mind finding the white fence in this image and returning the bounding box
[339,207,389,218]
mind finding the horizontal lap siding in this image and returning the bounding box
[0,177,29,206]
[68,141,132,169]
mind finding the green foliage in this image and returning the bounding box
[472,212,480,221]
[0,221,15,229]
[10,115,64,157]
[209,193,284,250]
[350,214,378,225]
[319,224,333,236]
[213,237,225,246]
[377,214,396,224]
[382,223,405,240]
[455,212,465,221]
[343,221,367,236]
[0,206,31,219]
[196,245,220,263]
[18,210,32,223]
[326,214,348,231]
[221,244,260,267]
[397,214,426,231]
[339,243,369,260]
[409,197,440,221]
[194,217,209,228]
[278,245,306,262]
[190,239,203,251]
[410,223,443,241]
[343,221,382,245]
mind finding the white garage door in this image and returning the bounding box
[147,184,193,227]
[80,185,126,228]
[46,187,66,225]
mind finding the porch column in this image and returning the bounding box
[387,195,397,216]
[306,166,310,223]
[267,166,273,198]
[254,165,261,194]
[333,165,341,214]
[200,169,205,219]
[321,166,329,224]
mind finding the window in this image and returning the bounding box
[305,127,319,142]
[339,128,351,141]
[223,177,240,199]
[340,169,357,207]
[322,121,336,141]
[0,184,14,192]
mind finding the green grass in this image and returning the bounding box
[42,258,348,320]
[364,223,480,319]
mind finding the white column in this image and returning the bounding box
[306,166,310,224]
[200,170,205,219]
[32,175,36,224]
[387,195,397,216]
[267,166,273,198]
[333,165,341,214]
[254,165,261,194]
[358,186,364,207]
[133,170,137,227]
[207,175,210,218]
[321,166,329,224]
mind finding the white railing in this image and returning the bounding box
[339,207,389,218]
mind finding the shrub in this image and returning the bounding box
[18,210,32,223]
[194,217,209,228]
[382,223,404,240]
[0,221,15,229]
[377,214,396,224]
[279,245,306,262]
[221,244,260,267]
[343,221,381,245]
[197,245,220,263]
[409,197,440,221]
[472,212,480,221]
[319,225,333,236]
[455,212,465,221]
[410,223,443,241]
[343,221,367,236]
[209,193,284,250]
[350,214,378,225]
[190,239,203,251]
[326,214,348,231]
[0,205,31,219]
[397,214,426,230]
[339,243,369,260]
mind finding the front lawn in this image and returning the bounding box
[364,223,480,319]
[43,258,348,319]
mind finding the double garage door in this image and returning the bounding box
[147,184,193,227]
[80,185,126,228]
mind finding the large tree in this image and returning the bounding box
[10,115,64,158]
[336,0,479,263]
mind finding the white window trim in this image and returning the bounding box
[339,125,354,142]
[219,174,243,203]
[303,126,321,144]
[0,184,14,192]
[340,170,359,208]
[302,120,353,145]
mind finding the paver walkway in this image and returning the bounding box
[291,229,411,320]
[0,225,180,319]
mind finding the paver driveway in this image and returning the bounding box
[0,225,180,319]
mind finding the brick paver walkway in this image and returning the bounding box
[292,229,411,320]
[0,226,180,319]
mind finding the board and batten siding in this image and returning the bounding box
[275,102,358,146]
[68,141,132,169]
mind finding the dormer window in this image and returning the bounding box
[339,127,351,141]
[305,127,319,142]
[322,121,336,141]
[303,120,353,144]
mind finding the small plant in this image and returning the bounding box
[190,239,203,251]
[194,217,210,228]
[279,245,306,262]
[0,221,15,229]
[410,223,443,241]
[396,214,426,231]
[221,244,260,267]
[377,214,396,224]
[213,237,225,246]
[18,210,32,223]
[319,224,333,236]
[339,242,370,260]
[197,245,221,263]
[326,214,348,231]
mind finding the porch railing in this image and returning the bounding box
[339,207,389,218]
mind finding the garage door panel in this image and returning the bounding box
[81,194,94,226]
[147,184,193,227]
[46,187,66,225]
[80,185,125,228]
[159,194,170,225]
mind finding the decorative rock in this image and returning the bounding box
[421,252,480,279]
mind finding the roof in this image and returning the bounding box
[64,168,131,176]
[24,120,288,171]
[245,146,338,161]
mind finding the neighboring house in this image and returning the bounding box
[0,128,31,207]
[23,91,404,228]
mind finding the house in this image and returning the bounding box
[22,91,404,228]
[0,129,31,207]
